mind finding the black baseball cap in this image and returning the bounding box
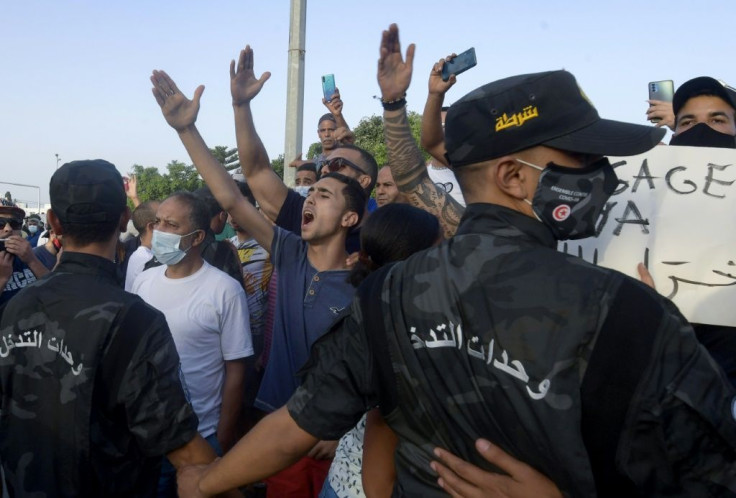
[50,160,127,224]
[445,70,665,167]
[672,76,736,117]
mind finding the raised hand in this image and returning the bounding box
[429,54,458,96]
[334,126,355,145]
[646,99,675,131]
[151,70,204,132]
[323,88,344,117]
[230,45,271,107]
[124,174,140,207]
[377,23,415,102]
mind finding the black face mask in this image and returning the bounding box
[670,123,736,149]
[518,157,618,240]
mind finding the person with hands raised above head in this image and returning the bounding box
[322,87,350,135]
[422,54,457,165]
[377,25,465,239]
[151,55,367,498]
[422,54,466,207]
[226,47,375,258]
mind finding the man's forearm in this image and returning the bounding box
[334,114,350,132]
[233,104,271,177]
[217,361,246,452]
[421,93,448,165]
[199,406,318,495]
[384,106,463,238]
[167,433,219,469]
[178,123,275,252]
[26,256,49,280]
[177,125,241,212]
[232,103,288,221]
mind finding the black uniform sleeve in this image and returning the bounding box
[115,306,199,457]
[287,307,378,440]
[275,189,306,235]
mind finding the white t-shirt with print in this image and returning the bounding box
[132,260,253,437]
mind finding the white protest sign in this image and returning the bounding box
[561,146,736,327]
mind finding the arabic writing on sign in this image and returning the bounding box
[410,322,550,400]
[0,330,84,376]
[495,106,539,132]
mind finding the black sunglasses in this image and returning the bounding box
[325,157,366,176]
[0,218,22,230]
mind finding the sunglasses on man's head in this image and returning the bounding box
[325,157,366,176]
[0,218,22,230]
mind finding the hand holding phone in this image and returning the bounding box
[441,48,477,82]
[648,80,674,124]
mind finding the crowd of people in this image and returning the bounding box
[1,22,736,498]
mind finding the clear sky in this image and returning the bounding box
[2,0,733,205]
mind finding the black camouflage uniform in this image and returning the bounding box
[0,161,199,497]
[287,71,736,497]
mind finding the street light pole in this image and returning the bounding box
[283,0,307,188]
[55,153,61,169]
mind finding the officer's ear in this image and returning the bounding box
[47,209,63,235]
[495,156,532,201]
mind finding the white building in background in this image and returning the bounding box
[15,201,51,219]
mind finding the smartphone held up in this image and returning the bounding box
[442,48,477,82]
[322,74,336,102]
[648,80,674,123]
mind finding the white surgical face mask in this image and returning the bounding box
[294,185,311,198]
[151,229,199,266]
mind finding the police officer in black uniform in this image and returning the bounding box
[0,160,222,497]
[175,26,736,498]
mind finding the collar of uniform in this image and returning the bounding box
[455,203,557,248]
[56,251,123,286]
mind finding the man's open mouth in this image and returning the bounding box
[302,211,315,226]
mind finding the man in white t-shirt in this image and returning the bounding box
[132,191,252,496]
[124,200,159,292]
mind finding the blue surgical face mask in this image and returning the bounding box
[151,229,200,266]
[27,225,38,234]
[294,185,311,198]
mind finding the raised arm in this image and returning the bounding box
[150,70,275,252]
[231,45,288,222]
[323,88,350,131]
[421,55,457,166]
[124,174,141,208]
[377,24,464,239]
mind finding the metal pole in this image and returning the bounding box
[283,0,307,188]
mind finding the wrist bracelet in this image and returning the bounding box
[381,97,406,111]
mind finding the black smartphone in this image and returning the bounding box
[0,239,5,252]
[648,80,674,123]
[442,47,477,82]
[322,74,336,102]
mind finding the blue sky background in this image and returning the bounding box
[2,0,732,204]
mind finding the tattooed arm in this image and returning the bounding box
[377,24,464,239]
